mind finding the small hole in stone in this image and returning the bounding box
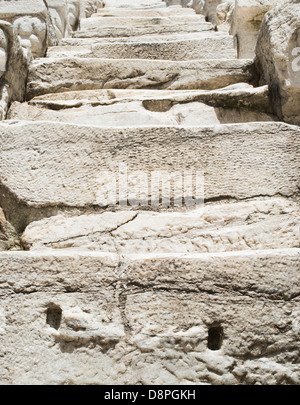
[207,325,223,350]
[46,305,62,330]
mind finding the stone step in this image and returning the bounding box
[103,0,167,8]
[21,198,299,253]
[0,121,298,231]
[26,57,253,99]
[49,33,236,60]
[75,16,213,38]
[0,248,299,384]
[60,32,216,46]
[9,85,276,126]
[93,6,197,18]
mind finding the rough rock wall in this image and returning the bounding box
[229,0,286,59]
[255,2,300,125]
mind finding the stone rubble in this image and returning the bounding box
[0,0,299,385]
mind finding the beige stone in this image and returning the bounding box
[230,0,285,59]
[0,0,49,58]
[0,121,298,232]
[95,6,196,18]
[255,2,300,125]
[21,198,299,253]
[67,0,81,31]
[82,0,103,18]
[47,32,237,60]
[0,208,20,251]
[192,0,223,24]
[0,21,28,119]
[0,249,299,384]
[8,85,276,126]
[104,0,166,9]
[0,0,299,385]
[45,0,70,41]
[75,15,213,38]
[26,57,253,99]
[216,0,234,33]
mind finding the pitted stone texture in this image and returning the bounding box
[47,32,237,60]
[9,85,276,126]
[26,57,253,98]
[94,6,197,18]
[0,121,299,228]
[0,249,299,384]
[104,0,167,9]
[255,2,300,126]
[21,198,299,253]
[75,15,213,38]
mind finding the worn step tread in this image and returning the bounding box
[9,84,276,126]
[49,33,236,60]
[75,16,214,38]
[0,247,299,385]
[0,248,299,299]
[0,121,298,233]
[21,197,299,253]
[26,57,254,99]
[93,6,197,18]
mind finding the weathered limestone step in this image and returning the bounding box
[60,32,217,46]
[0,249,299,384]
[104,0,166,7]
[94,6,196,18]
[21,198,299,253]
[75,16,213,38]
[0,121,298,231]
[9,85,276,126]
[103,0,166,8]
[26,58,254,99]
[48,33,236,60]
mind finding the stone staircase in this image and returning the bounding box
[0,0,299,385]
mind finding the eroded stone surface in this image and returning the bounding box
[0,0,299,386]
[230,0,285,59]
[0,0,51,58]
[8,85,276,126]
[255,2,300,126]
[0,21,28,119]
[45,0,70,41]
[21,198,299,253]
[0,121,299,232]
[0,208,20,251]
[216,0,234,33]
[76,15,213,38]
[26,57,253,99]
[0,249,299,384]
[47,32,237,60]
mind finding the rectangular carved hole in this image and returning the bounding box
[207,324,224,351]
[46,304,62,330]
